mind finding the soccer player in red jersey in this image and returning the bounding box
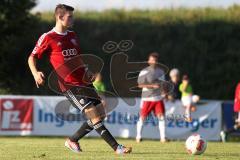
[234,82,240,128]
[28,4,131,154]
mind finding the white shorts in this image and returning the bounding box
[181,96,192,106]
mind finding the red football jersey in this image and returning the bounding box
[31,28,87,92]
[234,83,240,112]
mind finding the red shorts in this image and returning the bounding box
[140,100,165,118]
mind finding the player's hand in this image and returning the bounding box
[33,71,45,88]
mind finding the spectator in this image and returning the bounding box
[93,73,106,93]
[93,73,106,107]
[168,68,181,101]
[179,74,193,122]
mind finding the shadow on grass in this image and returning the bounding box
[203,153,240,157]
[133,151,186,155]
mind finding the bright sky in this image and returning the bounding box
[32,0,240,12]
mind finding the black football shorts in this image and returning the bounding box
[64,84,101,112]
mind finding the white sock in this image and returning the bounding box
[136,119,143,139]
[185,107,191,119]
[158,117,166,141]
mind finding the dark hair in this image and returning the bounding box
[55,4,74,17]
[182,74,189,80]
[148,52,159,60]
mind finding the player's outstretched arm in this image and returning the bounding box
[28,55,45,88]
[138,83,160,89]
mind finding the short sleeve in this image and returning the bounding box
[100,83,106,92]
[137,69,148,85]
[31,33,49,59]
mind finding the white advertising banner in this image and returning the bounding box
[0,96,222,140]
[100,98,222,141]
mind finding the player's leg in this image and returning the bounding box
[65,120,94,152]
[65,88,95,142]
[64,88,95,153]
[136,101,151,142]
[155,100,168,143]
[65,85,131,154]
[136,117,145,142]
[234,112,240,129]
[185,105,192,122]
[182,96,192,122]
[85,104,119,150]
[236,111,240,129]
[69,120,94,142]
[237,112,240,123]
[84,103,132,154]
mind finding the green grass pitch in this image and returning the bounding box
[0,137,239,160]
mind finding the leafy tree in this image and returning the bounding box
[0,0,42,94]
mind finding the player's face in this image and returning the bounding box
[95,73,102,81]
[61,11,73,28]
[183,79,189,85]
[148,56,157,66]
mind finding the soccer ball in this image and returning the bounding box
[185,134,207,155]
[192,95,200,103]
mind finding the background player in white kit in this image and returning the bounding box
[136,52,169,143]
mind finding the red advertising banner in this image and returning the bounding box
[0,99,33,131]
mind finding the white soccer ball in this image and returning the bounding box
[185,134,207,155]
[192,95,200,103]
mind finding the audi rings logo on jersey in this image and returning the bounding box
[62,48,77,57]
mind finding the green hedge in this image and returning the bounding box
[2,6,240,99]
